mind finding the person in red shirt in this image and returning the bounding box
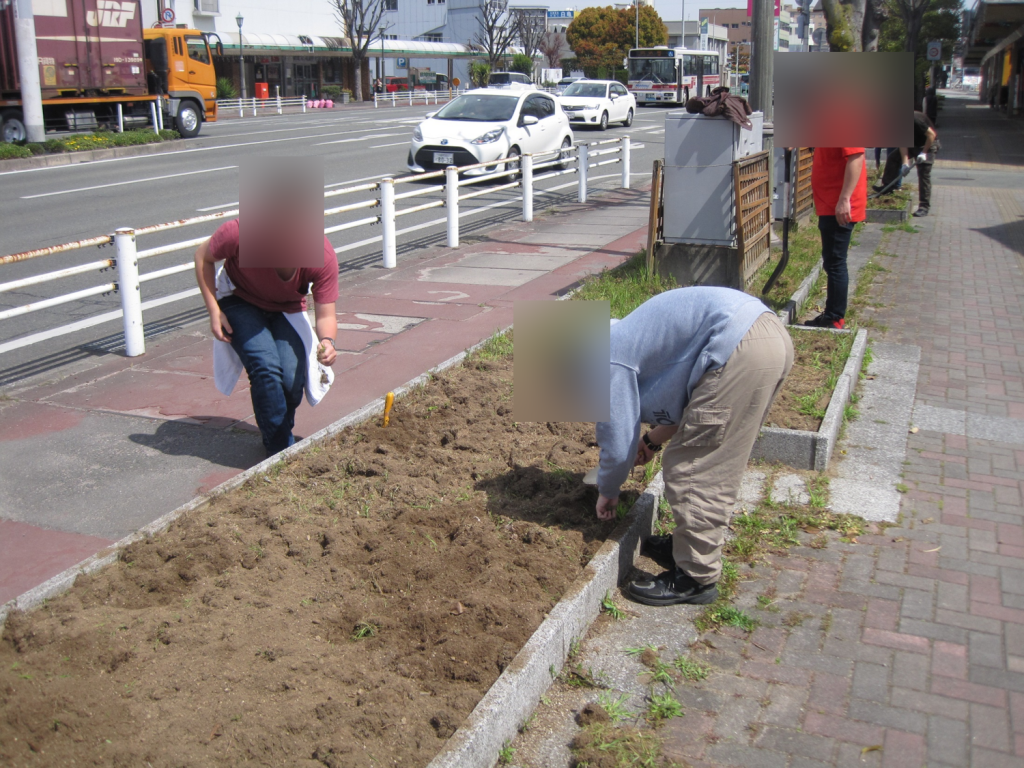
[194,218,339,456]
[807,147,868,329]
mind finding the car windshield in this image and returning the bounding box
[488,73,511,85]
[562,83,607,98]
[628,58,676,84]
[433,94,519,122]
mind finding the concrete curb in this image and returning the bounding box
[751,328,868,471]
[865,200,913,224]
[0,325,512,627]
[0,138,203,171]
[776,263,822,326]
[426,474,664,768]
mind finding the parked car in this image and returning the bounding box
[408,89,574,176]
[555,76,584,95]
[486,72,535,91]
[558,80,636,130]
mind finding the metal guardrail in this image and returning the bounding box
[373,88,466,108]
[0,137,631,359]
[215,95,310,118]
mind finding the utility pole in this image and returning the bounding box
[13,0,45,142]
[635,1,639,50]
[750,0,773,208]
[236,13,246,100]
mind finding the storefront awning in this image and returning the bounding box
[966,0,1024,64]
[216,31,479,58]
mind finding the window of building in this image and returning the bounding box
[194,0,219,13]
[384,0,397,10]
[731,23,739,28]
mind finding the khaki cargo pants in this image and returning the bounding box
[664,312,794,585]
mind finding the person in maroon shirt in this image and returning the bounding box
[194,218,339,456]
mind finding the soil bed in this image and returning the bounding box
[764,328,853,432]
[0,343,646,768]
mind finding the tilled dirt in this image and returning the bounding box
[0,353,643,768]
[765,329,848,432]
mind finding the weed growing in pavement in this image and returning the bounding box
[601,591,628,621]
[625,644,658,658]
[598,691,634,723]
[498,740,515,764]
[881,221,919,234]
[476,330,513,363]
[756,594,780,612]
[559,663,606,689]
[694,604,758,633]
[569,636,583,661]
[571,252,677,318]
[646,692,683,723]
[672,656,710,681]
[570,722,664,767]
[653,497,675,536]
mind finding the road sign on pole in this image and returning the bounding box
[161,7,175,24]
[926,41,941,61]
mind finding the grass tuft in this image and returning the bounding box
[571,253,677,318]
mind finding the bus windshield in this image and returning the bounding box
[628,57,676,84]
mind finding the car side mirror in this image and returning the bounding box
[521,114,539,126]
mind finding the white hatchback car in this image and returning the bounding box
[408,89,574,175]
[558,80,637,130]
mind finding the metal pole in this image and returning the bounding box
[381,178,397,268]
[445,166,459,247]
[238,28,246,100]
[750,0,774,202]
[621,136,631,189]
[156,97,164,131]
[522,154,534,222]
[12,0,45,143]
[114,228,145,357]
[577,143,589,203]
[635,1,639,49]
[149,101,159,133]
[116,103,124,133]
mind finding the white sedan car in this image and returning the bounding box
[408,89,574,176]
[558,80,636,130]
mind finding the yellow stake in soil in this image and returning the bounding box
[383,391,395,427]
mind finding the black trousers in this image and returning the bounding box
[880,145,938,210]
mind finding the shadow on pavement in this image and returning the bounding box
[129,419,265,470]
[972,216,1024,256]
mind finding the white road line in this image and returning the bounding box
[369,141,409,149]
[196,202,239,212]
[316,133,403,146]
[21,166,237,199]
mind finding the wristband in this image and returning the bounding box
[320,338,335,348]
[642,433,662,453]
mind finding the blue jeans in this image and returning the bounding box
[818,215,854,322]
[218,295,306,456]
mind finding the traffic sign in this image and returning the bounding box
[452,77,461,87]
[926,41,942,61]
[161,7,175,24]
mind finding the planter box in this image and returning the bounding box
[750,327,868,471]
[865,199,913,223]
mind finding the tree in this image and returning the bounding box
[512,8,546,60]
[540,32,565,69]
[566,5,667,75]
[330,0,390,102]
[510,53,534,77]
[820,0,887,51]
[474,0,517,70]
[879,0,961,101]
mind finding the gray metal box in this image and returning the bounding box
[662,110,763,246]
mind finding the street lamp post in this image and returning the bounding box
[634,2,639,50]
[380,26,386,85]
[236,13,246,100]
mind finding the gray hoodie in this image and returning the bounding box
[596,287,770,498]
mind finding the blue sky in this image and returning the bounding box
[544,1,751,22]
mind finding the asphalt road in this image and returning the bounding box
[0,102,666,385]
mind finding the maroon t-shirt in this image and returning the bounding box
[208,219,339,313]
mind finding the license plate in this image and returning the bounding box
[645,93,657,101]
[433,152,455,165]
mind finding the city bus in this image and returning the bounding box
[627,47,723,106]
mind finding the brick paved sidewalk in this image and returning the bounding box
[655,90,1024,768]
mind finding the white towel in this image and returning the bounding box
[211,266,334,407]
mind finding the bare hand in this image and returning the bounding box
[596,494,619,521]
[317,340,337,367]
[210,308,233,343]
[835,196,852,227]
[634,442,656,467]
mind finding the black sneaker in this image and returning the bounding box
[802,314,845,330]
[626,568,719,606]
[640,535,676,571]
[912,207,929,217]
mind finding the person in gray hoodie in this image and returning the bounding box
[595,287,793,606]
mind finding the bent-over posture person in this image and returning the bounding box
[595,287,794,606]
[194,219,340,457]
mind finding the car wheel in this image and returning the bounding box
[174,100,201,138]
[558,136,573,171]
[502,146,521,182]
[599,111,609,131]
[2,110,27,143]
[623,108,634,127]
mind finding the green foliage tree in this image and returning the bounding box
[566,5,667,76]
[878,0,961,102]
[469,62,491,88]
[509,53,534,77]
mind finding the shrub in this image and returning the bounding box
[109,130,158,147]
[217,76,238,99]
[509,53,533,77]
[0,142,32,160]
[43,138,67,153]
[321,85,343,99]
[25,142,45,155]
[158,129,181,141]
[469,62,490,88]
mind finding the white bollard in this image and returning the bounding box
[116,102,124,133]
[381,178,397,269]
[149,101,159,133]
[302,96,307,113]
[408,90,413,106]
[114,228,145,357]
[392,93,396,107]
[157,97,164,131]
[446,166,459,248]
[578,143,589,203]
[374,93,378,108]
[621,136,631,189]
[238,96,243,118]
[277,86,282,115]
[522,153,534,222]
[252,97,256,117]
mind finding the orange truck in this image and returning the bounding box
[0,0,218,141]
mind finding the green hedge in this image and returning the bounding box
[1,129,183,160]
[0,143,32,160]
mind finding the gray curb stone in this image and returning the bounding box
[0,325,511,627]
[751,327,868,471]
[0,138,204,171]
[776,263,821,326]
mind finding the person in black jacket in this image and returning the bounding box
[875,111,938,217]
